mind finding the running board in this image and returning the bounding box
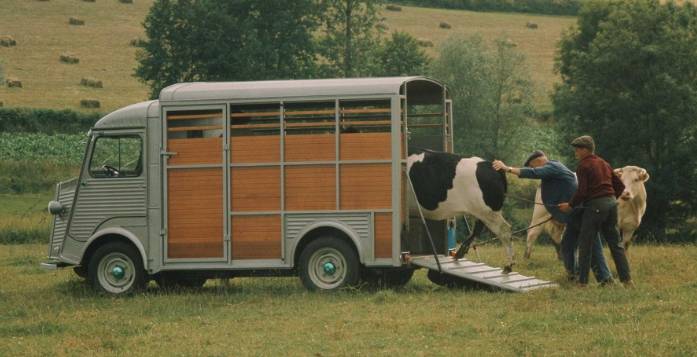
[411,255,558,293]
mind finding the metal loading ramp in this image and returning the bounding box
[411,255,558,293]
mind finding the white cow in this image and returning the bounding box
[614,165,649,248]
[524,188,564,259]
[525,165,649,257]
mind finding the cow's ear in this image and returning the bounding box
[639,169,650,182]
[613,168,623,178]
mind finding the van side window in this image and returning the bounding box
[89,136,142,178]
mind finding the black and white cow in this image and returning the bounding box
[407,150,515,273]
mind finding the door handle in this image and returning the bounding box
[160,151,177,157]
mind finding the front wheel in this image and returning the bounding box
[88,241,146,295]
[298,237,359,291]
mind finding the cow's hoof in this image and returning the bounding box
[502,265,513,274]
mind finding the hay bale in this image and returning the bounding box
[59,53,80,64]
[80,77,103,88]
[439,22,451,29]
[69,17,85,26]
[80,99,101,108]
[417,38,433,47]
[526,22,538,29]
[83,0,96,2]
[129,38,146,47]
[0,35,17,47]
[6,78,23,88]
[119,0,133,3]
[385,4,402,11]
[0,101,4,107]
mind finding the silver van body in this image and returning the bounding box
[43,77,453,291]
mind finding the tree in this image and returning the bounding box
[430,34,536,162]
[375,31,429,76]
[135,0,321,98]
[318,0,385,77]
[553,0,697,241]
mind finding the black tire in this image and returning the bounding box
[298,236,360,291]
[73,266,88,279]
[362,268,415,288]
[155,272,207,290]
[87,241,146,295]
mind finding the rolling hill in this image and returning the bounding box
[0,0,575,113]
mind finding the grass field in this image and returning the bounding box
[2,243,696,356]
[0,0,574,112]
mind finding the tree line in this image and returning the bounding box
[135,0,697,242]
[390,0,582,16]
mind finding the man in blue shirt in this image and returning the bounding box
[493,151,613,284]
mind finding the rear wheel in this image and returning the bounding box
[88,241,146,295]
[298,236,359,291]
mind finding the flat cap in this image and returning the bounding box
[571,135,595,152]
[523,150,546,167]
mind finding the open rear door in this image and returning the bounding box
[163,106,227,262]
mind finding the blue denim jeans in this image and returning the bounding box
[560,209,612,282]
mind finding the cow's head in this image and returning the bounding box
[613,166,649,201]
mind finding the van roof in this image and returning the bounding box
[159,76,443,102]
[94,77,446,129]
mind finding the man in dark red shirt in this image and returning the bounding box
[559,136,632,287]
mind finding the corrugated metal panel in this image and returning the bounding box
[68,179,146,241]
[159,77,441,102]
[48,178,77,259]
[411,255,557,293]
[285,213,370,241]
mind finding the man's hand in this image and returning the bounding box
[558,202,572,213]
[492,160,509,172]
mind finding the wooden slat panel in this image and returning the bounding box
[285,134,335,162]
[340,133,391,161]
[231,167,280,211]
[230,135,280,163]
[285,109,334,116]
[167,137,221,165]
[168,113,222,120]
[375,213,392,258]
[285,166,336,210]
[342,108,390,114]
[340,164,391,209]
[167,168,223,258]
[168,125,222,132]
[231,215,281,259]
[230,111,280,118]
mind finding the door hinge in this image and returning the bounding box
[224,234,231,242]
[224,143,229,151]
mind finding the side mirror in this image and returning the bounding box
[48,201,65,215]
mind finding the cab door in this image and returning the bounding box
[163,106,227,262]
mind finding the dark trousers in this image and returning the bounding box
[577,196,632,284]
[561,210,612,282]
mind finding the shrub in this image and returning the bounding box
[385,4,402,11]
[0,107,100,134]
[0,160,82,194]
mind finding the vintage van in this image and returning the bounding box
[42,77,453,295]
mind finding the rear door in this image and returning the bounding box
[163,106,227,262]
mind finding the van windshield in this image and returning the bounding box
[89,136,142,178]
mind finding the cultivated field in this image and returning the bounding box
[0,0,574,112]
[1,243,696,356]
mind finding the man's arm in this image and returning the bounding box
[492,160,558,179]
